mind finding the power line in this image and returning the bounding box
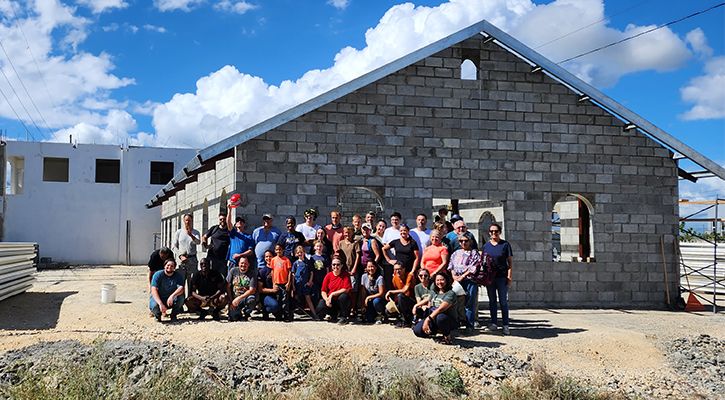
[0,66,41,141]
[0,39,52,139]
[533,0,651,50]
[558,2,725,64]
[6,5,58,134]
[0,84,34,141]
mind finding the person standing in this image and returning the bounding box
[409,213,432,251]
[277,216,306,258]
[325,210,345,252]
[382,212,403,244]
[149,259,185,322]
[483,223,513,335]
[382,224,420,273]
[447,219,478,253]
[296,208,321,252]
[202,213,231,277]
[173,213,201,297]
[253,213,282,269]
[448,235,481,332]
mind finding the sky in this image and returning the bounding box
[0,0,724,205]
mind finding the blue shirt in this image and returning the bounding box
[292,259,311,285]
[149,270,184,308]
[253,226,282,268]
[227,229,254,263]
[277,231,306,258]
[483,240,513,278]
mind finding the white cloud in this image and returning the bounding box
[151,0,697,148]
[76,0,128,14]
[0,1,134,142]
[143,24,167,33]
[327,0,349,10]
[153,0,203,12]
[51,109,136,145]
[680,56,725,121]
[685,28,713,59]
[214,0,256,14]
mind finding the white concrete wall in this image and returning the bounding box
[2,141,197,264]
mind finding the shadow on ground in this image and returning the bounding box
[0,291,77,330]
[506,318,586,339]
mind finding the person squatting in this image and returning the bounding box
[148,199,514,344]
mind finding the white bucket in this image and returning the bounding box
[101,283,117,304]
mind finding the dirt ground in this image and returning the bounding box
[1,265,723,397]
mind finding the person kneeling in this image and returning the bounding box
[315,255,352,324]
[412,273,456,344]
[150,260,185,322]
[227,257,257,321]
[185,257,227,320]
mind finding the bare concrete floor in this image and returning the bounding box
[0,265,723,397]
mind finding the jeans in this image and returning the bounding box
[486,277,509,326]
[459,278,478,329]
[150,295,184,318]
[228,295,257,321]
[262,295,281,317]
[413,313,454,338]
[364,297,385,322]
[315,292,351,319]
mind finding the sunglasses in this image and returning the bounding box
[418,274,429,277]
[331,263,342,267]
[489,230,500,233]
[459,239,469,243]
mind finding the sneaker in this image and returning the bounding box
[485,323,498,333]
[337,317,349,325]
[211,311,221,321]
[169,314,178,322]
[154,313,162,322]
[502,326,510,335]
[374,319,383,325]
[198,310,207,321]
[474,321,483,329]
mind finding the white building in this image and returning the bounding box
[1,141,197,265]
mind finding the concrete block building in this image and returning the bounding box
[147,20,725,308]
[1,141,197,264]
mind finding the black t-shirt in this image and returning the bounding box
[277,231,306,258]
[205,225,230,259]
[191,270,225,296]
[391,239,419,272]
[148,249,174,272]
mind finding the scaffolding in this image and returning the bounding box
[678,199,724,313]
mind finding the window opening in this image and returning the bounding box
[43,157,69,182]
[6,156,24,194]
[150,161,174,185]
[552,194,595,262]
[96,159,120,183]
[461,59,477,80]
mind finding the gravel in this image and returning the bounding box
[664,334,725,396]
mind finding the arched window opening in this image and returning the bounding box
[337,187,384,223]
[478,211,497,244]
[552,194,595,262]
[461,59,477,80]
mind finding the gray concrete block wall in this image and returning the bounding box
[165,35,680,308]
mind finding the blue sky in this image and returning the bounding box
[0,0,723,200]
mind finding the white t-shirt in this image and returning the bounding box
[382,226,401,244]
[173,228,200,257]
[295,223,321,240]
[409,228,431,251]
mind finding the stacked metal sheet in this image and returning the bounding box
[0,242,37,302]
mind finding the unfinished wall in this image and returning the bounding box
[160,157,235,260]
[149,35,680,307]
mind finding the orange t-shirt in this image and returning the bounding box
[271,255,292,285]
[421,244,449,275]
[392,270,415,298]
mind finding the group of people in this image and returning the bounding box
[148,201,513,344]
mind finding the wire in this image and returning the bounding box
[0,65,41,141]
[0,84,34,141]
[533,0,651,50]
[558,2,725,64]
[6,5,58,137]
[0,39,52,139]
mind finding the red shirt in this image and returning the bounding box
[325,224,344,252]
[321,271,352,294]
[271,255,292,285]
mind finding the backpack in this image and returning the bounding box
[471,252,495,286]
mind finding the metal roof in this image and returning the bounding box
[147,19,725,208]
